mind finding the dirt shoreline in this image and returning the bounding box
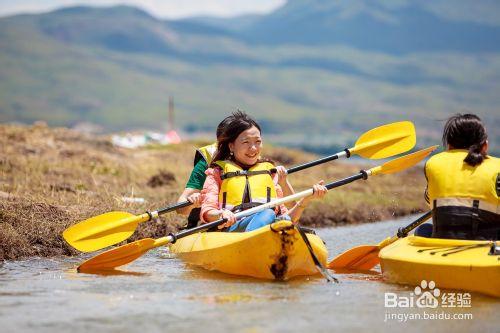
[0,123,429,260]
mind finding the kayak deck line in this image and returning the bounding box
[417,243,492,256]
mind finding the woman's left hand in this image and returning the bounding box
[303,180,327,204]
[276,165,288,186]
[312,180,327,199]
[296,180,327,210]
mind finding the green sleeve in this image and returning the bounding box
[185,159,208,190]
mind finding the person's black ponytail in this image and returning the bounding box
[442,114,488,166]
[464,142,485,166]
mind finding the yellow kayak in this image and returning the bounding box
[379,236,500,297]
[169,220,328,280]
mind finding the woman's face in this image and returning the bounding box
[229,126,262,166]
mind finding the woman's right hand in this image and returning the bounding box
[218,209,236,229]
[275,165,288,187]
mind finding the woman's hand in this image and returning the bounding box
[275,165,288,186]
[186,192,202,208]
[218,209,237,229]
[302,180,328,205]
[176,188,201,215]
[312,180,327,199]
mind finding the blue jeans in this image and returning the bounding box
[414,223,433,238]
[227,209,277,232]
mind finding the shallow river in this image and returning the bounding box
[1,216,498,332]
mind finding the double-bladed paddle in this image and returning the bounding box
[77,146,436,272]
[327,211,432,271]
[64,121,416,252]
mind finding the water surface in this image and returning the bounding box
[1,216,498,332]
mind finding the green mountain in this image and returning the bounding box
[237,0,500,53]
[0,3,499,153]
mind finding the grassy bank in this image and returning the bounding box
[0,123,428,260]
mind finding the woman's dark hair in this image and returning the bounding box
[216,115,233,139]
[211,110,262,165]
[442,113,488,166]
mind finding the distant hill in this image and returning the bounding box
[0,1,499,153]
[237,0,500,53]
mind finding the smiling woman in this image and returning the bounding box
[201,111,327,232]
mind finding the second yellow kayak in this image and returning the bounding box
[379,236,500,297]
[169,220,328,280]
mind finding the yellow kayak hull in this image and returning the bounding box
[379,236,500,297]
[170,221,328,280]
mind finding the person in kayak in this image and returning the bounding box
[200,111,327,232]
[417,114,499,240]
[176,113,297,228]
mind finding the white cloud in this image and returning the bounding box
[0,0,286,19]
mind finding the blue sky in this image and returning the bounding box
[0,0,286,18]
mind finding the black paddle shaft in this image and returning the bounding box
[286,150,349,174]
[173,172,369,238]
[269,150,350,175]
[162,170,368,226]
[324,171,367,191]
[170,170,373,242]
[157,200,192,216]
[158,163,359,217]
[397,211,432,237]
[158,152,349,217]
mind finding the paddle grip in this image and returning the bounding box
[397,211,432,237]
[325,172,366,191]
[157,200,192,216]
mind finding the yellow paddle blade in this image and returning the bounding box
[78,238,156,272]
[369,145,438,176]
[329,212,431,271]
[327,245,379,270]
[77,236,172,272]
[350,121,416,159]
[350,251,381,270]
[63,211,150,253]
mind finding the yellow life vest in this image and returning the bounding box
[215,160,277,211]
[194,143,217,166]
[425,150,500,213]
